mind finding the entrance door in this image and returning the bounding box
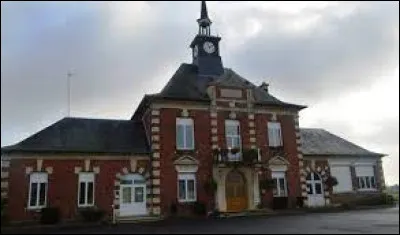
[225,170,247,212]
[306,172,325,207]
[119,174,147,216]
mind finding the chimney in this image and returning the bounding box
[260,82,269,93]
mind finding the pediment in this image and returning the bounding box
[268,156,289,166]
[173,155,199,166]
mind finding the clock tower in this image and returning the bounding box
[190,1,224,76]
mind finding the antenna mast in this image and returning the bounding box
[67,71,73,117]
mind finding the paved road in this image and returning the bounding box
[41,206,400,234]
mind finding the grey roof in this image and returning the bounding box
[153,63,305,108]
[300,128,384,157]
[1,117,150,155]
[158,63,212,101]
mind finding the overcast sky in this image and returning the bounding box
[1,1,399,185]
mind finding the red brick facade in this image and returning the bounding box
[158,108,214,214]
[6,158,149,222]
[152,104,301,215]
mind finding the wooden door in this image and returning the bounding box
[225,170,247,212]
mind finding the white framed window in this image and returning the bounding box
[225,120,241,149]
[267,122,282,147]
[176,118,194,150]
[272,172,287,197]
[177,173,196,202]
[28,173,48,209]
[78,173,95,207]
[355,165,376,190]
[357,176,376,190]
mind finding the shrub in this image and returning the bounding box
[341,193,396,209]
[40,207,60,224]
[192,202,207,216]
[341,202,355,210]
[382,193,395,205]
[209,209,220,218]
[79,207,105,222]
[296,197,304,208]
[170,203,177,215]
[242,149,259,163]
[203,178,218,196]
[230,148,240,154]
[325,176,338,188]
[1,197,7,215]
[1,197,8,224]
[259,178,275,191]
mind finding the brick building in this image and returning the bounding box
[1,1,385,223]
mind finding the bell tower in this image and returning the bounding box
[190,1,224,76]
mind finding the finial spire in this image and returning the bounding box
[200,1,209,20]
[197,1,212,35]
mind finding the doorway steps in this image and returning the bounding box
[117,215,164,223]
[219,208,275,218]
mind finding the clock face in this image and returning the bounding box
[193,45,198,58]
[203,41,215,54]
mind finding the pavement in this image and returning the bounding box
[2,205,399,234]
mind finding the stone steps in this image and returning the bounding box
[220,209,275,218]
[117,215,164,223]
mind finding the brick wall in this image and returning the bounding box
[280,114,301,202]
[158,108,214,215]
[6,158,145,222]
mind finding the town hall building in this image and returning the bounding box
[1,1,386,223]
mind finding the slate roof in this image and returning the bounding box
[1,117,150,155]
[300,128,385,157]
[134,63,305,115]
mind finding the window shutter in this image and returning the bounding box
[350,166,358,190]
[373,165,380,190]
[277,123,282,146]
[268,126,273,146]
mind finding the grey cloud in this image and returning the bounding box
[1,2,201,145]
[306,117,399,153]
[223,1,399,104]
[1,0,399,168]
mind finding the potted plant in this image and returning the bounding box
[213,148,221,162]
[204,178,218,196]
[259,178,275,193]
[220,149,229,161]
[324,175,338,189]
[242,149,258,163]
[78,206,105,222]
[230,148,240,154]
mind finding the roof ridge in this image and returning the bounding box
[63,117,132,122]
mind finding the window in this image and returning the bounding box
[357,176,376,190]
[306,172,323,195]
[177,173,196,202]
[267,122,282,147]
[78,173,95,207]
[355,165,376,190]
[272,172,287,197]
[28,173,48,209]
[176,118,194,150]
[225,120,241,149]
[134,187,144,202]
